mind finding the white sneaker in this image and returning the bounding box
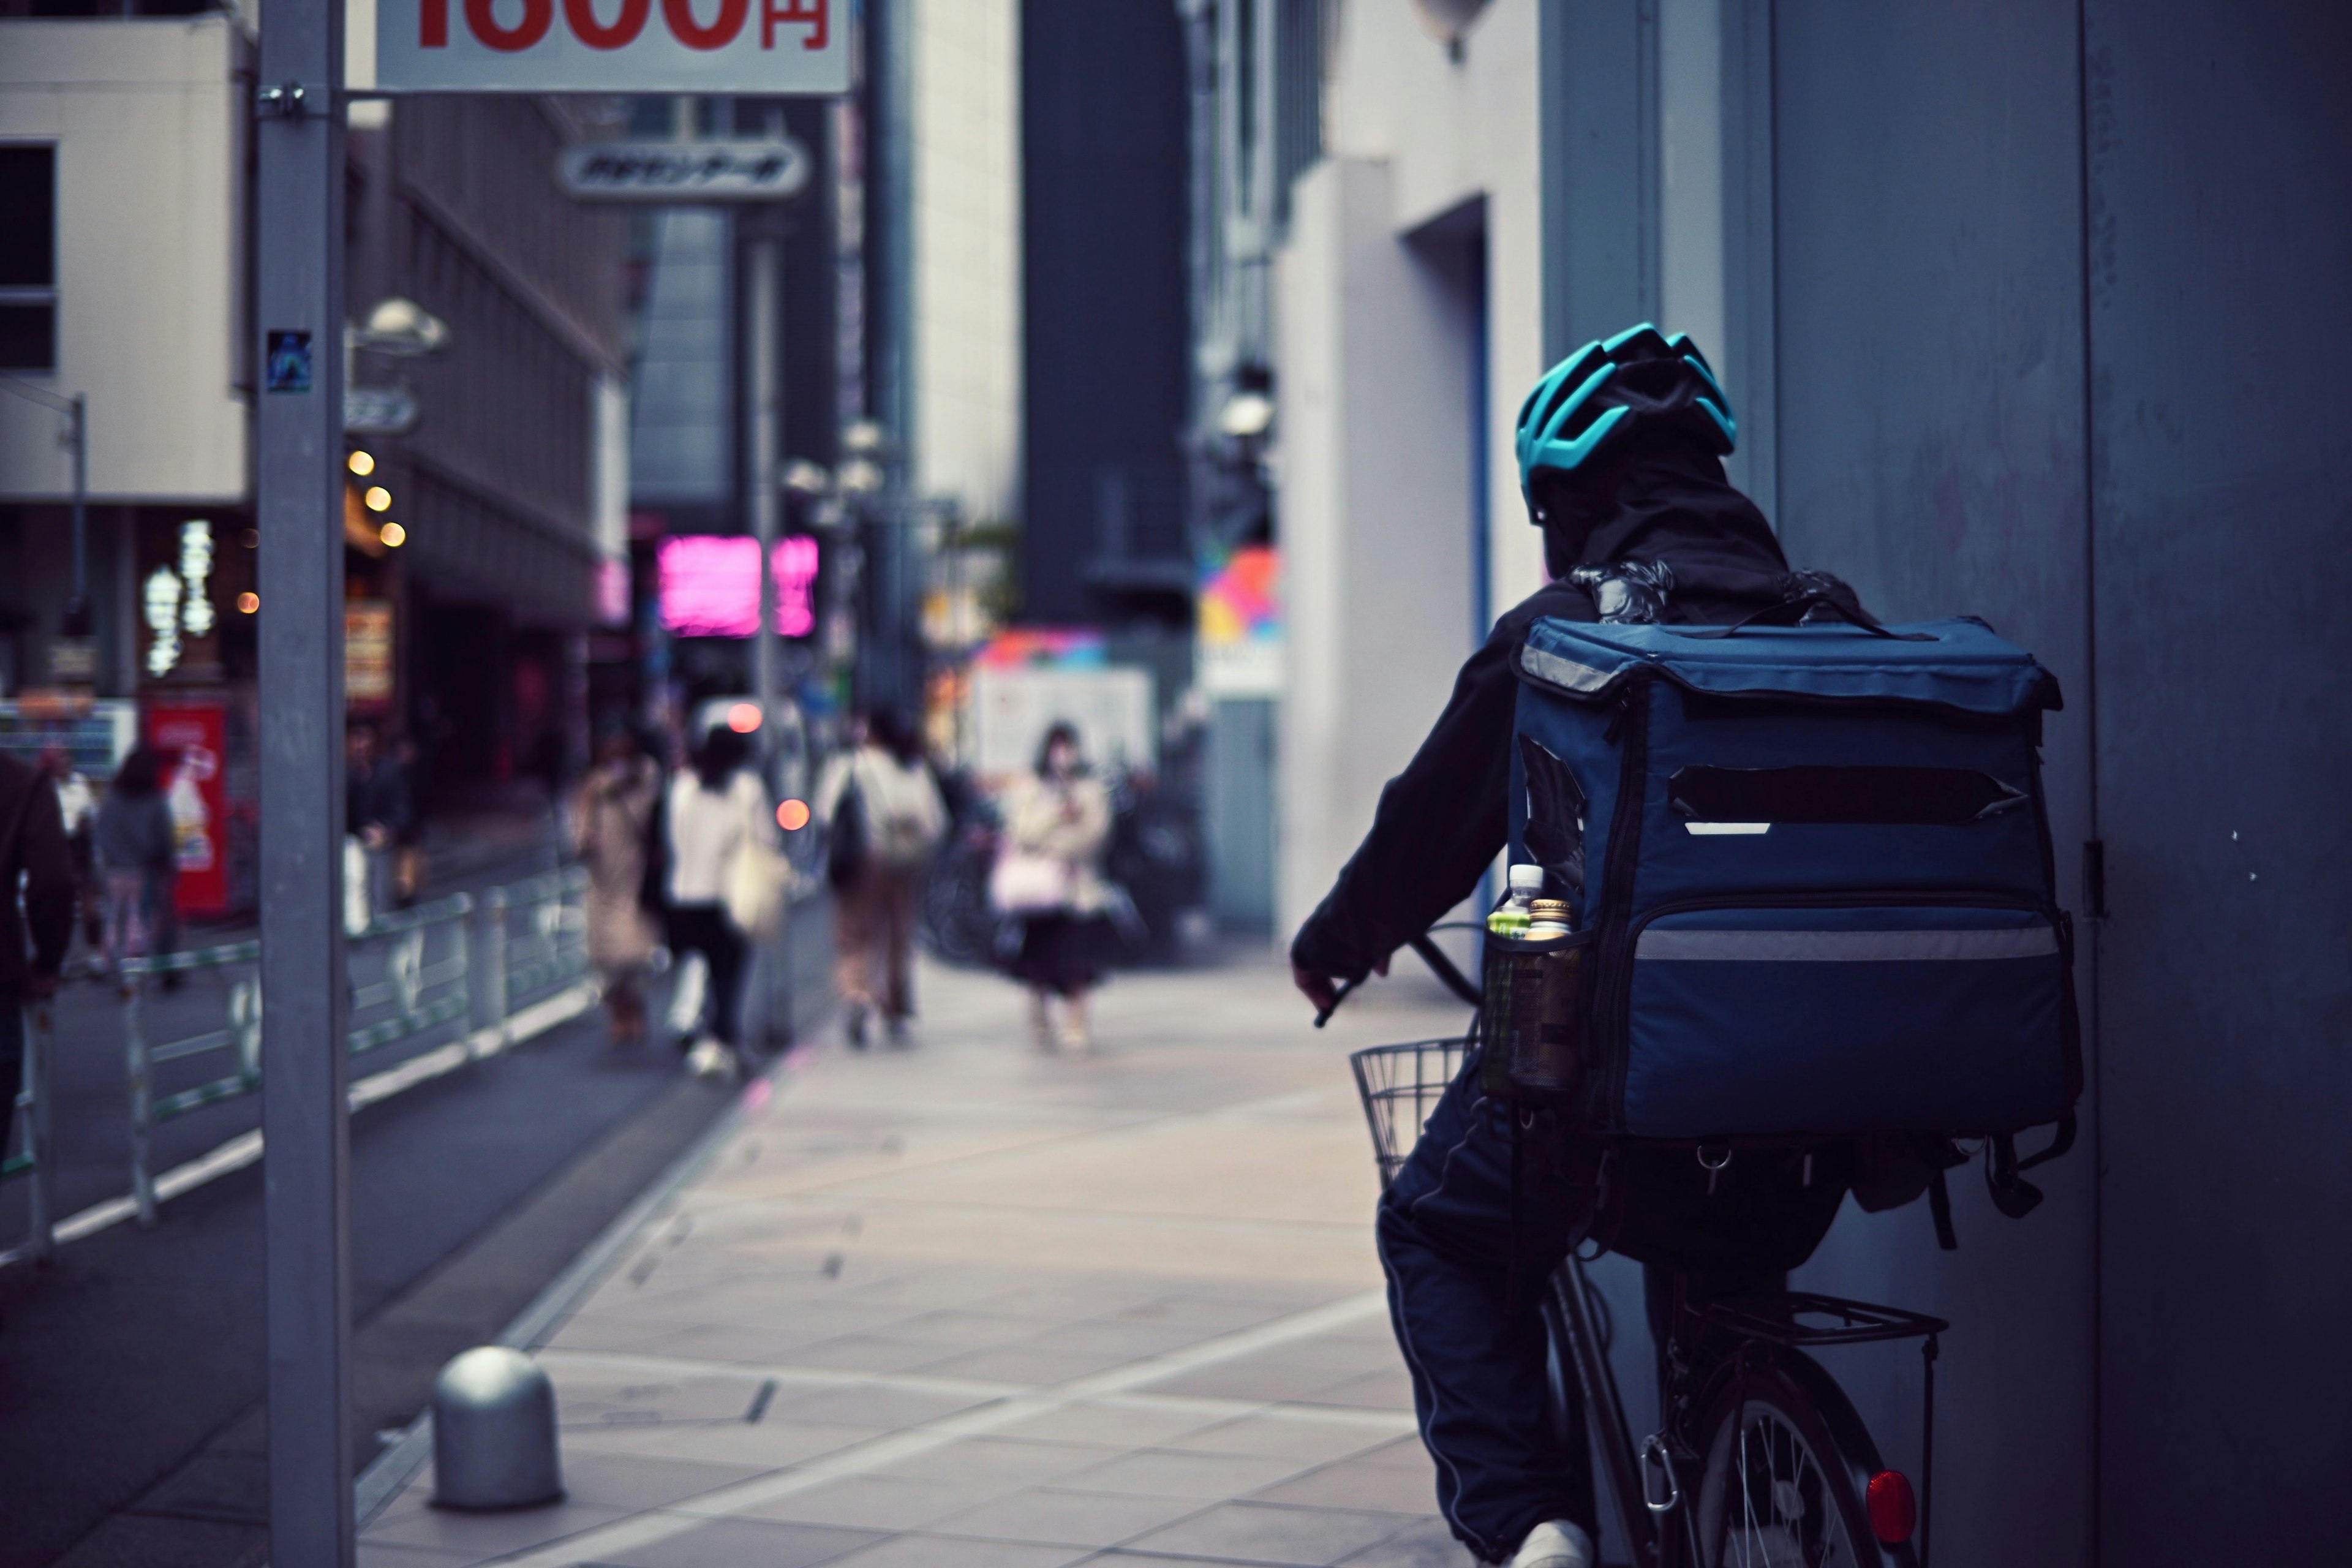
[684,1038,738,1081]
[1508,1520,1596,1568]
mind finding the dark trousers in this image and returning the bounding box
[1377,1062,1598,1562]
[666,904,747,1046]
[1381,1061,1801,1562]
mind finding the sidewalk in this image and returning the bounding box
[358,949,1479,1568]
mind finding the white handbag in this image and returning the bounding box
[989,850,1071,914]
[723,839,793,937]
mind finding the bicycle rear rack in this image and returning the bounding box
[1702,1289,1949,1568]
[1697,1289,1948,1348]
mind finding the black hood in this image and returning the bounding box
[1536,443,1792,619]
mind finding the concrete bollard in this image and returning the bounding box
[432,1347,564,1510]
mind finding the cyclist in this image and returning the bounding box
[1291,326,1852,1567]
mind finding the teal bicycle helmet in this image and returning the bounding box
[1515,324,1735,509]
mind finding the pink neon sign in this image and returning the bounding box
[657,535,818,638]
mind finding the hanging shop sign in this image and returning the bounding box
[557,137,810,202]
[657,534,819,638]
[140,519,224,685]
[345,385,420,434]
[374,0,847,94]
[346,601,396,706]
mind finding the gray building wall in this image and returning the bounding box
[1543,0,2352,1557]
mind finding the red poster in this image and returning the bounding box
[146,701,230,916]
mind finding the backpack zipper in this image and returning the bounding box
[1588,674,1651,1128]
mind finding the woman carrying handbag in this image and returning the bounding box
[990,722,1115,1052]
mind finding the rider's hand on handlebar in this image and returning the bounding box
[1291,954,1386,1015]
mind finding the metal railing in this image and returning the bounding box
[2,1005,58,1264]
[477,867,591,1030]
[1,866,598,1254]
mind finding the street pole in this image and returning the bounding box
[254,0,353,1558]
[747,232,781,764]
[69,393,86,609]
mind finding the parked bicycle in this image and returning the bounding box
[1344,940,1942,1568]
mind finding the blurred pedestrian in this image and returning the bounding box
[574,728,663,1044]
[663,725,774,1077]
[40,747,101,977]
[0,750,74,1160]
[390,733,428,905]
[346,724,410,927]
[815,710,947,1047]
[990,722,1115,1052]
[94,746,180,983]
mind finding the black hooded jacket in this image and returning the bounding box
[1290,446,1807,982]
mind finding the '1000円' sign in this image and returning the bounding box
[374,0,848,94]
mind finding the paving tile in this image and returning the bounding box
[1011,1319,1222,1358]
[631,1321,841,1366]
[583,1515,884,1567]
[551,1450,775,1511]
[927,1485,1210,1548]
[989,1399,1227,1450]
[1055,1448,1315,1501]
[1250,1453,1443,1516]
[764,1332,967,1373]
[874,1436,1127,1489]
[912,1344,1136,1386]
[725,1472,1012,1530]
[554,1371,770,1427]
[1145,1361,1373,1406]
[1119,1500,1420,1567]
[823,1535,1094,1568]
[1169,1414,1407,1464]
[558,1417,884,1470]
[891,1308,1052,1349]
[1294,1367,1418,1413]
[361,1498,631,1558]
[355,1545,480,1568]
[1333,1517,1479,1566]
[766,1381,1001,1428]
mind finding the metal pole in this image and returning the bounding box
[480,885,510,1036]
[23,1004,53,1264]
[748,233,781,766]
[69,393,86,608]
[254,0,353,1553]
[126,975,155,1226]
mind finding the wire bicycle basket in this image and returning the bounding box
[1349,1038,1470,1193]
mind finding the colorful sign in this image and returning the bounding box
[971,627,1107,669]
[657,535,819,638]
[148,701,229,915]
[374,0,848,95]
[346,601,396,705]
[1197,545,1281,696]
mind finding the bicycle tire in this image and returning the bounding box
[1687,1354,1915,1568]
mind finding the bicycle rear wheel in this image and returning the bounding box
[1688,1357,1913,1568]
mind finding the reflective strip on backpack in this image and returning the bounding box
[1520,643,1619,695]
[1635,925,2057,962]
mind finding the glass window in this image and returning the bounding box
[0,145,58,371]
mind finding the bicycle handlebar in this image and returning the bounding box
[1311,931,1485,1028]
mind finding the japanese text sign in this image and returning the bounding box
[374,0,845,94]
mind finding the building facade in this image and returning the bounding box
[0,10,627,849]
[1199,0,2352,1559]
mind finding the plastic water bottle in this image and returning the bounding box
[1486,863,1545,937]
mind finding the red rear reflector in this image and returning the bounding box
[1868,1469,1917,1544]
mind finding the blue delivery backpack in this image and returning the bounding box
[1506,609,2079,1152]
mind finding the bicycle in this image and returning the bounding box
[1341,942,1945,1568]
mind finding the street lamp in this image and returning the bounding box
[351,296,453,356]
